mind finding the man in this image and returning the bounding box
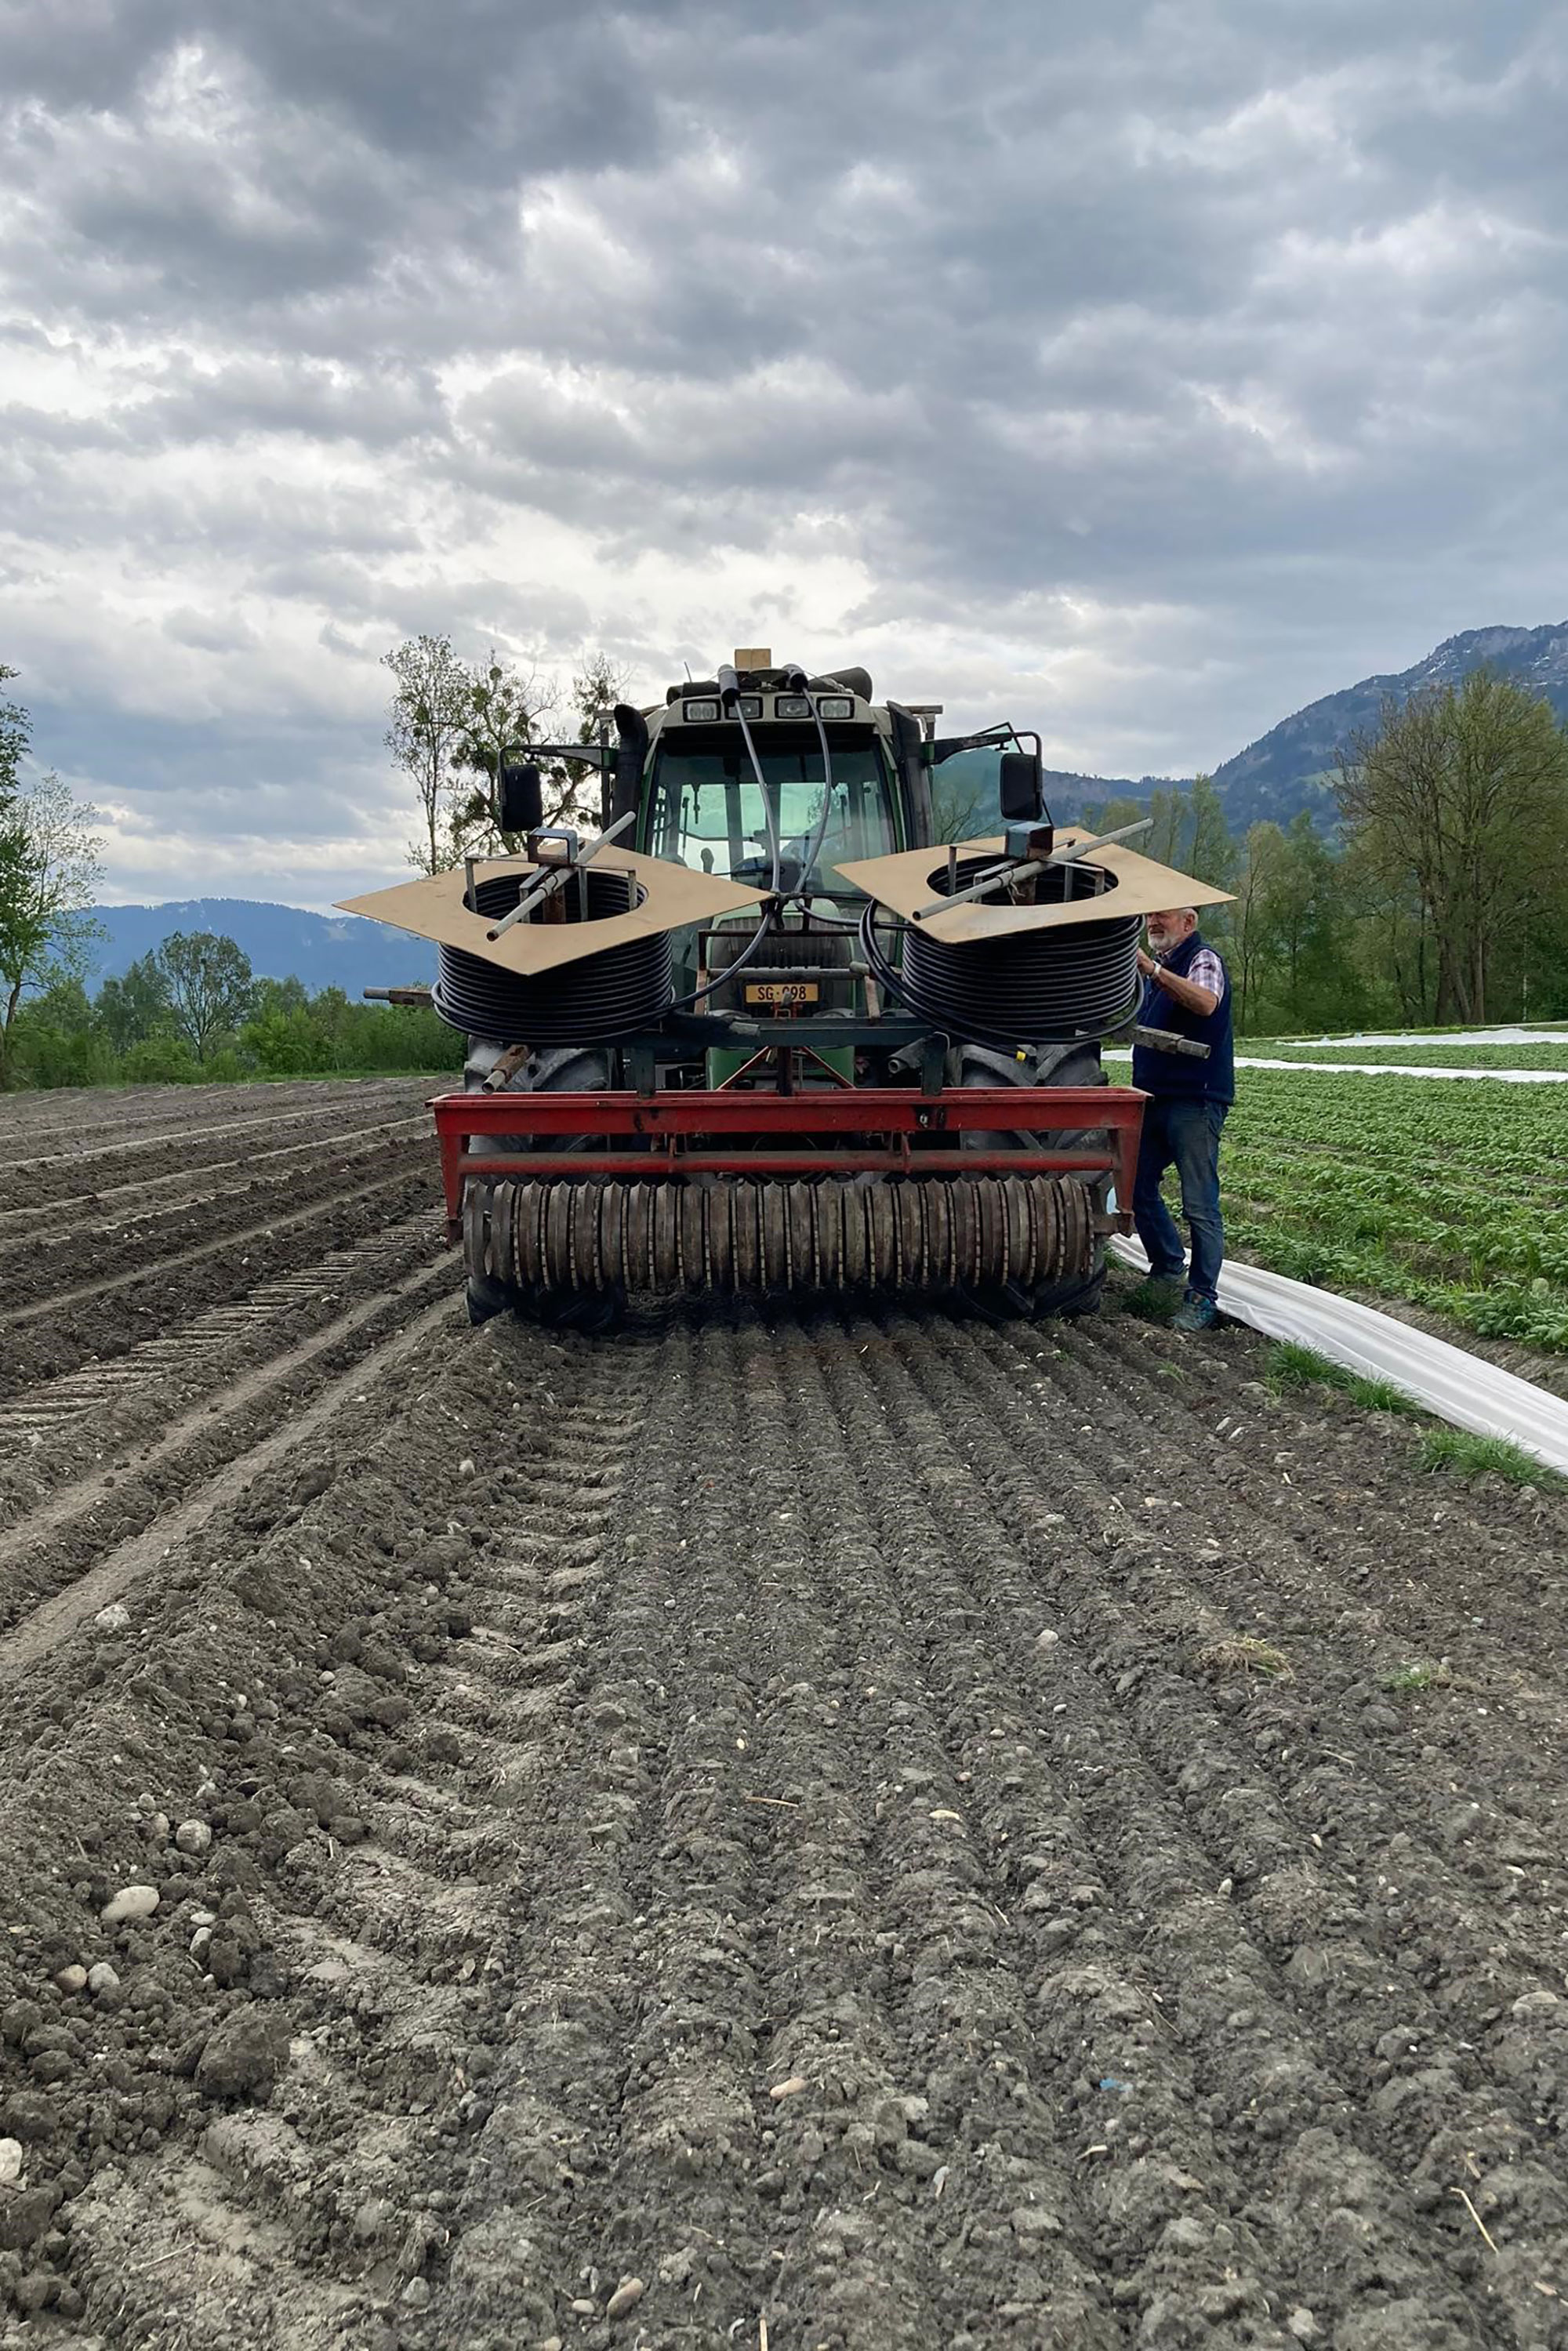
[1130,907,1234,1332]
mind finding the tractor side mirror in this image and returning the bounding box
[999,749,1042,821]
[499,760,544,835]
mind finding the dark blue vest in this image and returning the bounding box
[1131,929,1234,1104]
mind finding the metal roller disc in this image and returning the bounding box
[463,1182,488,1289]
[542,1186,571,1289]
[704,1182,732,1292]
[897,1183,925,1288]
[621,1184,649,1291]
[1012,1179,1039,1286]
[531,1181,554,1287]
[996,1178,1017,1282]
[981,1179,1000,1282]
[931,1185,959,1297]
[681,1186,708,1293]
[840,1184,867,1289]
[945,1185,968,1297]
[816,1182,843,1290]
[862,1183,890,1287]
[597,1181,624,1290]
[647,1185,674,1289]
[880,1181,903,1287]
[1066,1179,1091,1279]
[728,1184,755,1291]
[489,1181,514,1286]
[789,1185,816,1291]
[760,1185,786,1288]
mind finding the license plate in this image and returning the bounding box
[744,981,819,1009]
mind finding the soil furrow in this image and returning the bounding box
[0,1112,429,1240]
[0,1164,438,1399]
[880,1316,1568,2347]
[1,1216,1565,2350]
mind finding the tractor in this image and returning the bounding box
[345,651,1225,1330]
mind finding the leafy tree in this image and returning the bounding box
[448,650,554,859]
[1336,668,1568,1022]
[154,931,255,1060]
[0,771,103,1086]
[1231,821,1286,1025]
[97,951,173,1052]
[554,651,630,827]
[0,666,27,815]
[383,633,474,874]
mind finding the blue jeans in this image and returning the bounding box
[1133,1097,1228,1301]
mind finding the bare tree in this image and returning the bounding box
[383,634,474,874]
[0,771,103,1084]
[1336,668,1568,1022]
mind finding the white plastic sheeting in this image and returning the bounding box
[1110,1236,1568,1477]
[1103,1051,1568,1083]
[1279,1027,1568,1050]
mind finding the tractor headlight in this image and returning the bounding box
[682,698,720,722]
[815,695,854,719]
[735,695,764,720]
[774,694,811,718]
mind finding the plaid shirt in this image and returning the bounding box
[1158,945,1226,1001]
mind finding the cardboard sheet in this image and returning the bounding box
[336,851,768,978]
[837,830,1233,945]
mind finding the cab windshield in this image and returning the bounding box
[647,742,895,893]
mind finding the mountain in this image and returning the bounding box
[1210,621,1568,831]
[86,898,429,999]
[1046,619,1568,836]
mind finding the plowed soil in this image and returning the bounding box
[2,1084,1567,2349]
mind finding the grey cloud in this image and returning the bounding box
[3,0,1567,898]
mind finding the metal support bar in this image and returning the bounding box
[1050,815,1153,863]
[484,809,637,941]
[456,1148,1124,1180]
[429,1083,1147,1227]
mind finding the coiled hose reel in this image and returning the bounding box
[433,867,673,1044]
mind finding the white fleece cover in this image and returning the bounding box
[1110,1236,1568,1478]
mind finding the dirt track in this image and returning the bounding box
[2,1083,1567,2349]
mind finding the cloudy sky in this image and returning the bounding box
[3,0,1566,908]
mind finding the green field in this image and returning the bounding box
[1220,1069,1568,1352]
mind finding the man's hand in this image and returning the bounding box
[1137,946,1156,978]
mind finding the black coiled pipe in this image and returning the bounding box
[863,855,1142,1047]
[434,869,673,1043]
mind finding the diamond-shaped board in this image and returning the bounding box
[836,829,1233,945]
[336,852,768,978]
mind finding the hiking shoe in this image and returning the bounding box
[1170,1296,1218,1333]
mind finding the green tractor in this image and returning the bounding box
[351,651,1169,1330]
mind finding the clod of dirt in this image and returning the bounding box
[174,1819,212,1856]
[86,1964,120,1997]
[0,2139,23,2186]
[93,1605,131,1634]
[99,1885,158,1925]
[194,2001,292,2102]
[52,1966,86,1995]
[605,2278,645,2321]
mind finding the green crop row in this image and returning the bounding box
[1215,1070,1568,1354]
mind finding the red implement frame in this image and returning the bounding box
[430,1085,1147,1244]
